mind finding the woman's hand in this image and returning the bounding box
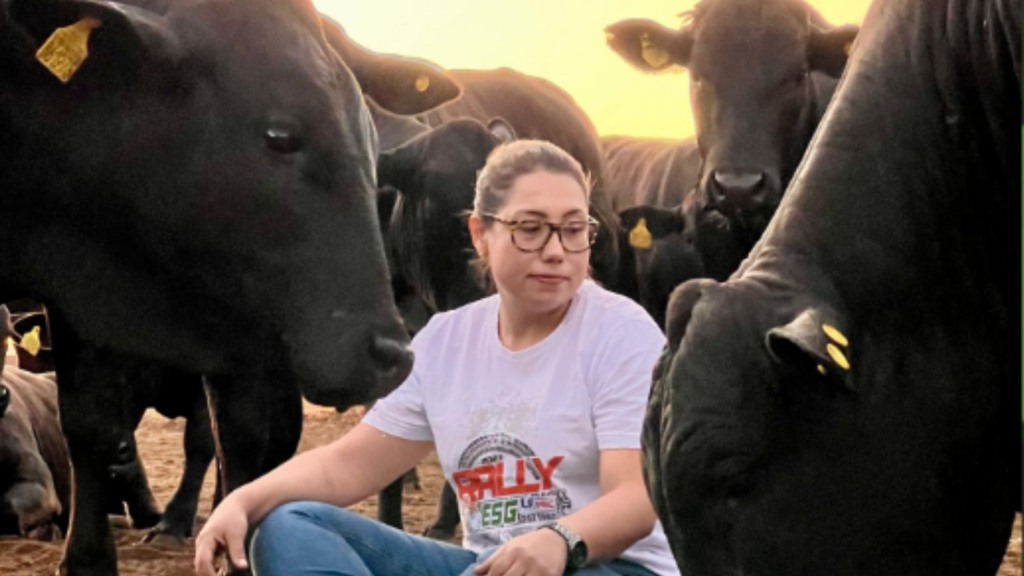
[474,527,568,576]
[193,494,251,576]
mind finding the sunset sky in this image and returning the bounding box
[314,0,873,139]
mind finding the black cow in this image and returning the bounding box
[606,0,858,279]
[644,0,1020,573]
[0,306,69,540]
[417,68,622,293]
[601,136,704,327]
[0,0,468,571]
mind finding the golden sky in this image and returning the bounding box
[315,0,872,139]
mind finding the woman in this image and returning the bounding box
[194,140,678,576]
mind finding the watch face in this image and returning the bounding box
[570,541,589,568]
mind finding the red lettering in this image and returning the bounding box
[453,456,564,502]
[494,461,541,496]
[453,463,497,505]
[533,456,563,490]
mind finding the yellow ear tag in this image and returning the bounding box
[816,364,827,375]
[639,33,670,69]
[414,75,431,93]
[36,17,102,83]
[20,326,42,357]
[821,323,848,348]
[629,217,653,250]
[825,343,850,371]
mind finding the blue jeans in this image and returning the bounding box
[250,501,657,576]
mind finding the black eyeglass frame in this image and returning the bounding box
[480,212,600,254]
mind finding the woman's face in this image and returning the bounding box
[471,170,591,317]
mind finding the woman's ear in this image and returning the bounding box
[468,214,488,257]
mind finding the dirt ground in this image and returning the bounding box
[0,403,1019,576]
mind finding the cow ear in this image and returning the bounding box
[808,24,858,77]
[765,308,855,391]
[321,15,461,115]
[487,117,517,143]
[605,18,691,71]
[4,0,183,87]
[0,305,13,340]
[619,206,686,242]
[663,279,716,348]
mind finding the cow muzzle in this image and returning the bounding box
[0,384,9,417]
[706,170,773,214]
[704,169,782,238]
[370,332,415,392]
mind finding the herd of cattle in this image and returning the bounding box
[0,0,1018,575]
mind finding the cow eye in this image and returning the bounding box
[265,127,304,154]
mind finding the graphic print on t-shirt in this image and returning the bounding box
[452,432,571,545]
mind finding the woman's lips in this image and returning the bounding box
[529,274,567,284]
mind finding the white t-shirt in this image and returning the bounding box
[364,281,678,576]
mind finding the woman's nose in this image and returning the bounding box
[540,231,566,259]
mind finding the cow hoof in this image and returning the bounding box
[140,530,189,550]
[421,526,457,541]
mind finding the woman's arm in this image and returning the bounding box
[558,448,657,558]
[194,422,433,576]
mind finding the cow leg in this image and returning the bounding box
[203,373,301,576]
[143,376,214,542]
[203,372,302,496]
[112,367,163,530]
[51,335,132,576]
[423,482,460,540]
[106,450,162,529]
[377,475,404,529]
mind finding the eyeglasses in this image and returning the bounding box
[481,213,599,253]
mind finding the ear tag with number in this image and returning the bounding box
[640,33,670,68]
[629,218,653,250]
[36,17,102,83]
[20,326,42,357]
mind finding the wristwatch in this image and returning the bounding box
[543,522,589,572]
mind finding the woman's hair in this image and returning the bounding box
[472,139,592,220]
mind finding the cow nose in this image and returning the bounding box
[0,384,9,416]
[370,334,414,390]
[708,170,767,213]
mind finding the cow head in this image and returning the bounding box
[647,279,914,575]
[0,0,469,407]
[606,0,857,245]
[617,205,702,328]
[377,118,515,313]
[649,266,1018,575]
